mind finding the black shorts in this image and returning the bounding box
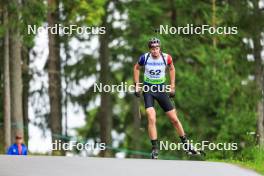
[143,84,174,112]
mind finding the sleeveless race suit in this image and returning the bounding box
[138,52,174,112]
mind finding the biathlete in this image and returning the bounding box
[133,38,200,159]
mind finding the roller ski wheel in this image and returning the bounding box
[183,143,206,157]
[151,148,159,159]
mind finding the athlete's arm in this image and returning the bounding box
[168,63,175,90]
[133,63,141,94]
[133,63,140,84]
[167,55,175,91]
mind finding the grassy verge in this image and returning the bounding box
[208,146,264,175]
[209,159,264,175]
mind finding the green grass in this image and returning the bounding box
[210,159,264,175]
[230,160,264,175]
[209,147,264,175]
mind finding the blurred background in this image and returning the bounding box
[0,0,264,173]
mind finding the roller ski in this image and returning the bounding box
[180,136,206,156]
[182,143,206,156]
[151,148,159,159]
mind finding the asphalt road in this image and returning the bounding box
[0,155,261,176]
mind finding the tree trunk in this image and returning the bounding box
[131,96,141,158]
[22,46,30,146]
[252,0,264,146]
[98,2,112,157]
[47,0,63,154]
[9,0,24,143]
[212,0,217,48]
[170,0,177,26]
[129,46,142,158]
[3,5,11,150]
[253,34,264,146]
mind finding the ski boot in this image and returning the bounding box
[180,136,206,156]
[151,148,159,159]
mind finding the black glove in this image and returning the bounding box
[134,91,141,97]
[134,82,141,97]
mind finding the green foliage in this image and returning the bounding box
[0,0,262,163]
[115,0,261,160]
[61,0,106,28]
[210,147,264,175]
[21,0,46,47]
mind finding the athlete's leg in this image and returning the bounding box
[165,109,185,137]
[143,91,159,159]
[155,92,200,155]
[143,91,157,140]
[166,109,200,155]
[146,108,159,159]
[154,92,185,137]
[146,107,157,140]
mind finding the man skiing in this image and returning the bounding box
[133,38,199,159]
